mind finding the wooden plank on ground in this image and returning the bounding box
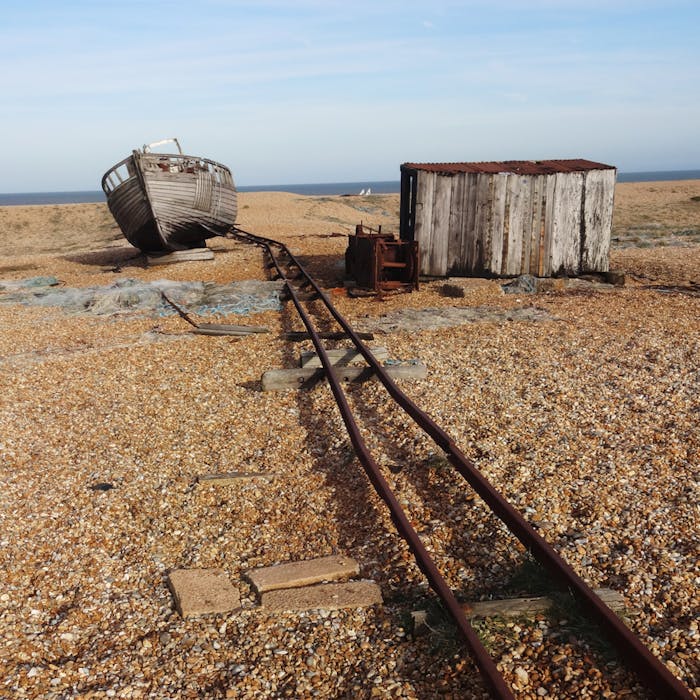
[201,323,269,333]
[261,362,427,391]
[246,555,359,594]
[411,587,626,633]
[192,323,270,336]
[463,588,625,618]
[261,581,382,612]
[147,249,214,265]
[284,331,375,342]
[300,346,388,368]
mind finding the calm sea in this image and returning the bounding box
[1,171,698,206]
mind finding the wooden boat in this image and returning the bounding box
[101,138,237,253]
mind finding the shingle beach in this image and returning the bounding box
[1,181,698,698]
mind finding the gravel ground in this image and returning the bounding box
[0,191,698,699]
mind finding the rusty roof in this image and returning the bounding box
[401,159,615,175]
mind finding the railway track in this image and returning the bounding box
[229,226,693,700]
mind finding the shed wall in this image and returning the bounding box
[404,167,615,277]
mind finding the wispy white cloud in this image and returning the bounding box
[1,0,698,189]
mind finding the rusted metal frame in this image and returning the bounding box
[242,232,514,700]
[233,227,693,700]
[348,227,418,292]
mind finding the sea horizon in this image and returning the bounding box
[1,169,699,206]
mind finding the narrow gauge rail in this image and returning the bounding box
[229,226,693,700]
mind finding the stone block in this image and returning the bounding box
[261,581,382,612]
[246,555,359,594]
[167,569,240,618]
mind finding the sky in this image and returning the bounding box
[1,0,699,192]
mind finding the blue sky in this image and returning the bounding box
[1,0,699,191]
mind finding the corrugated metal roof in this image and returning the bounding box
[401,159,615,175]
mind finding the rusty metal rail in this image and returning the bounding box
[230,226,693,700]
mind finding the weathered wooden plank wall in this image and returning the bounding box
[474,174,491,272]
[431,175,451,275]
[415,171,434,274]
[581,169,615,272]
[489,174,508,274]
[406,165,614,277]
[547,172,577,275]
[446,173,464,274]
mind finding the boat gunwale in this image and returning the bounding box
[101,151,235,197]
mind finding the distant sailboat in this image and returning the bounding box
[358,188,366,195]
[365,187,371,195]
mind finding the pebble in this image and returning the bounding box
[515,667,529,684]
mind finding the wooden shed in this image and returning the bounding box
[399,159,616,277]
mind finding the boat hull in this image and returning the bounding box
[102,148,237,253]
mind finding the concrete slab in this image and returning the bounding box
[246,555,359,594]
[167,569,240,618]
[261,581,382,612]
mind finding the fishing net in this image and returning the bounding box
[0,277,284,317]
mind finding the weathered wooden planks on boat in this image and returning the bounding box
[101,139,237,253]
